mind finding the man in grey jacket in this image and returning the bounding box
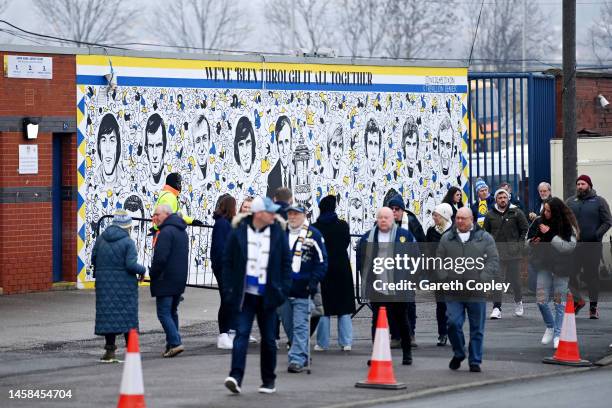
[566,175,612,319]
[436,207,500,373]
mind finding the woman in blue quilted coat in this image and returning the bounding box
[92,210,146,362]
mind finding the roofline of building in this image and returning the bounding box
[0,43,468,68]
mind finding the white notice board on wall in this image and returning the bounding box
[19,145,38,174]
[4,55,53,80]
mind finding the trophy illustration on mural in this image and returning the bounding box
[293,134,312,210]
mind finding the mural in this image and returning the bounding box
[76,56,469,287]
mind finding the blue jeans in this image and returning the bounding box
[536,270,568,338]
[156,295,182,348]
[280,297,311,367]
[528,261,538,293]
[446,301,486,365]
[230,293,277,386]
[316,315,352,348]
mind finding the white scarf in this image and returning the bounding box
[246,225,271,295]
[290,220,310,274]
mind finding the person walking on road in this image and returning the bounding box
[223,197,292,394]
[312,195,355,352]
[436,207,500,373]
[357,207,420,366]
[527,197,579,349]
[566,175,612,319]
[211,194,237,349]
[484,188,528,319]
[529,182,552,222]
[425,203,454,347]
[280,205,327,373]
[92,210,146,362]
[150,204,189,358]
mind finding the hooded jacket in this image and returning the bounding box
[222,214,292,311]
[483,205,529,260]
[150,213,189,297]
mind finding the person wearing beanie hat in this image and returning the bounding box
[425,202,454,347]
[93,209,146,362]
[112,209,133,230]
[483,185,529,319]
[470,178,494,227]
[566,174,612,318]
[313,195,355,351]
[386,193,424,347]
[153,172,202,227]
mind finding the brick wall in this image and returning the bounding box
[553,70,612,137]
[0,51,76,294]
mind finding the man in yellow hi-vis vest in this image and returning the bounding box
[153,173,203,229]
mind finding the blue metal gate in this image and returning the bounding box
[467,73,556,210]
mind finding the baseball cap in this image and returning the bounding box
[250,196,280,213]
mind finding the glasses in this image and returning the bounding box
[390,206,402,212]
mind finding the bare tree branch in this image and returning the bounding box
[33,0,136,46]
[589,1,612,65]
[464,0,559,71]
[340,0,392,57]
[265,0,337,53]
[155,0,249,52]
[384,0,457,60]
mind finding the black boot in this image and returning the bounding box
[100,344,117,362]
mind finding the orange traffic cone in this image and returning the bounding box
[543,293,591,367]
[356,306,406,390]
[117,329,146,408]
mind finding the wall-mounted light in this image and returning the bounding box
[598,94,609,109]
[23,117,40,140]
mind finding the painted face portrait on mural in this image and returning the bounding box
[402,116,420,178]
[326,123,344,179]
[436,115,455,177]
[144,113,167,184]
[266,115,293,197]
[348,196,365,234]
[234,116,256,174]
[96,113,122,186]
[193,114,211,180]
[364,118,381,177]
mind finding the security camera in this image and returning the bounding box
[598,94,609,109]
[104,73,117,91]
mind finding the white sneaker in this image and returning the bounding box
[514,301,524,317]
[249,335,258,343]
[313,345,327,351]
[341,345,352,352]
[553,336,560,349]
[217,333,233,350]
[490,307,502,319]
[224,377,241,394]
[541,328,554,345]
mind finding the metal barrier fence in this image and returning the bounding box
[95,216,370,314]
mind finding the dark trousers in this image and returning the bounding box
[213,269,234,334]
[371,302,412,357]
[390,301,416,339]
[435,291,448,337]
[569,243,602,306]
[230,293,277,387]
[104,333,129,349]
[493,259,522,308]
[446,301,486,365]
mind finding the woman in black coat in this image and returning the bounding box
[425,203,454,347]
[210,194,237,349]
[312,195,355,351]
[442,186,464,222]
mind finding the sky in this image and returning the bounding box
[0,0,607,67]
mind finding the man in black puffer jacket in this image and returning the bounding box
[566,174,612,319]
[150,204,189,358]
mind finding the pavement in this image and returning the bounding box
[1,288,612,407]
